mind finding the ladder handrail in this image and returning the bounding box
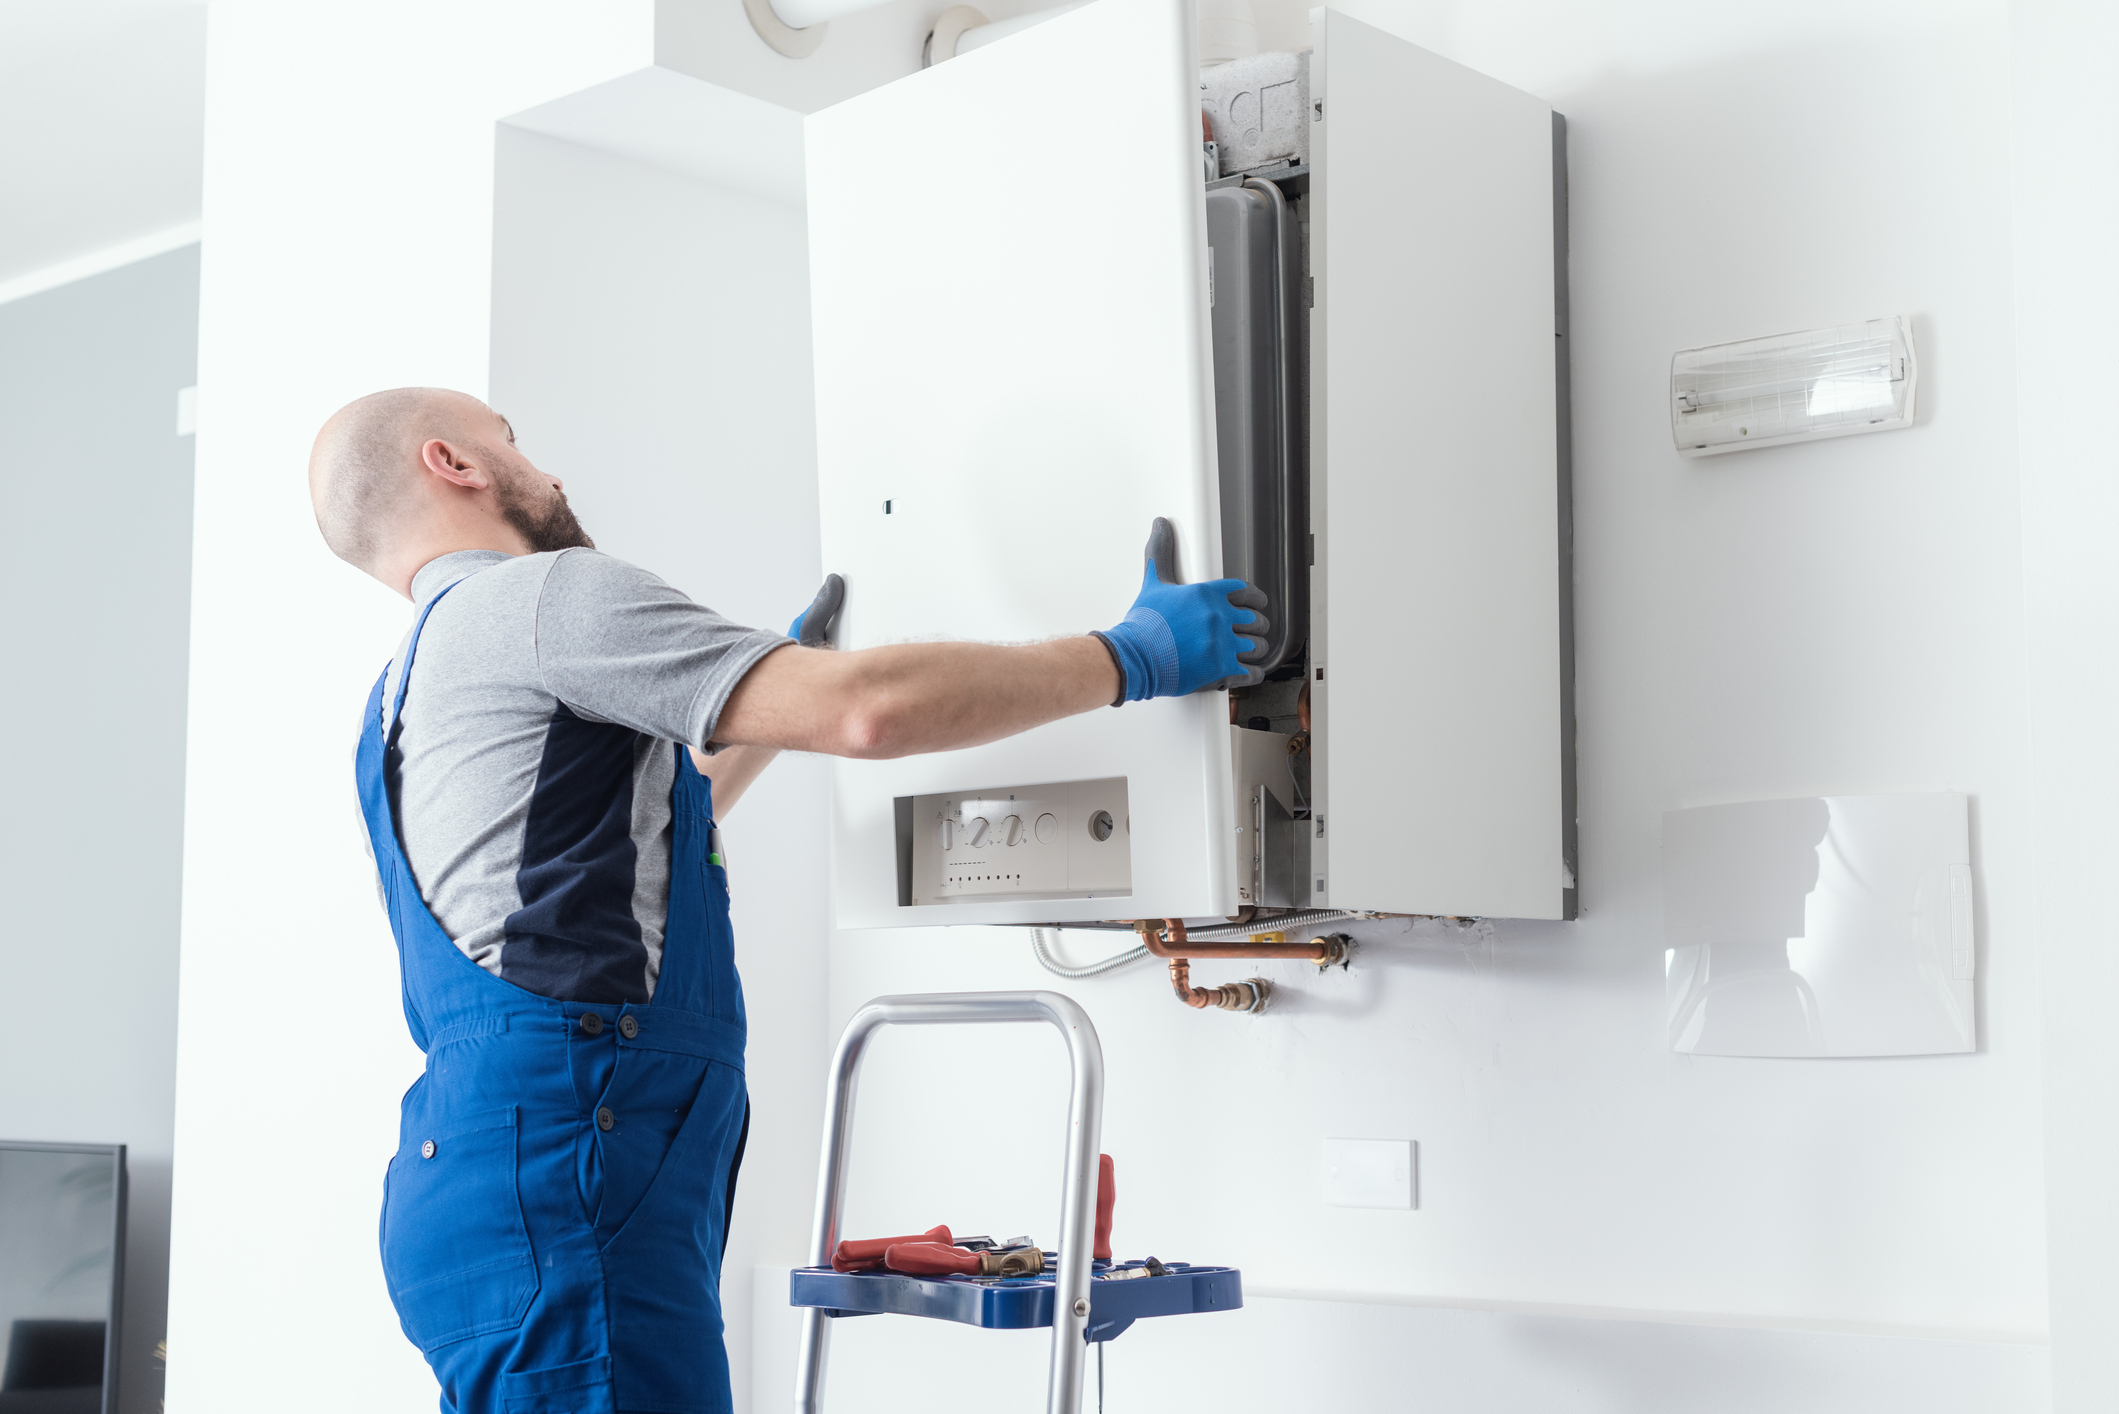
[794,990,1106,1414]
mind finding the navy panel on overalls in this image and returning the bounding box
[356,574,749,1414]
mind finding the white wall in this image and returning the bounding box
[0,2,206,288]
[168,0,2116,1409]
[166,6,656,1409]
[0,244,198,1414]
[165,0,963,1404]
[2007,0,2119,1407]
[488,123,825,1414]
[778,0,2052,1406]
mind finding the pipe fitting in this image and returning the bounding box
[1165,956,1271,1013]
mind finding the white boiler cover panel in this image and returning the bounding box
[805,0,1233,929]
[1310,13,1566,918]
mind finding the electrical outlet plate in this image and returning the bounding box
[1324,1137,1416,1210]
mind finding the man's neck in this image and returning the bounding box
[381,531,531,599]
[403,547,520,603]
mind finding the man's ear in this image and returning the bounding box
[420,437,490,490]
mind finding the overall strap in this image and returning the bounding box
[387,578,469,739]
[359,571,495,1052]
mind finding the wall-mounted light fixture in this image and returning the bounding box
[1671,314,1918,457]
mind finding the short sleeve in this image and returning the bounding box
[531,549,789,747]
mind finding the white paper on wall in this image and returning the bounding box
[1662,793,1975,1058]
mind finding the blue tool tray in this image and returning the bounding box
[790,1258,1241,1343]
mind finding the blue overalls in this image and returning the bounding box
[357,576,749,1414]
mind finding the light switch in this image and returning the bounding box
[1324,1137,1416,1210]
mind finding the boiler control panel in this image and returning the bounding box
[902,777,1132,905]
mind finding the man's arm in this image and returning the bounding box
[687,743,780,813]
[680,573,851,813]
[713,636,1120,758]
[710,517,1269,764]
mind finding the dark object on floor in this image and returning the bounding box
[0,1390,104,1414]
[2,1321,104,1392]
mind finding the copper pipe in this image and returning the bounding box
[1165,954,1267,1012]
[1137,917,1339,963]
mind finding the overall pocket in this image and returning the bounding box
[380,1106,540,1352]
[501,1355,617,1413]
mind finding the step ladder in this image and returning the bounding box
[790,991,1241,1413]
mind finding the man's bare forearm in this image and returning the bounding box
[841,637,1119,755]
[686,743,781,814]
[713,636,1120,758]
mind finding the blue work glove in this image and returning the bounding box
[788,573,845,646]
[1091,518,1270,703]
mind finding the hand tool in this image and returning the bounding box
[1095,1154,1115,1262]
[883,1241,1047,1277]
[832,1224,952,1273]
[953,1234,1041,1252]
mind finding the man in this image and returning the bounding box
[308,387,1267,1414]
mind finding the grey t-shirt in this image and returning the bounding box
[375,548,788,1003]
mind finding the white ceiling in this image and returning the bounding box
[0,0,206,291]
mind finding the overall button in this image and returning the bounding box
[579,1013,604,1036]
[420,1140,436,1159]
[618,1015,639,1040]
[596,1107,615,1132]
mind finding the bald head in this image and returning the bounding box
[308,387,492,570]
[308,387,590,594]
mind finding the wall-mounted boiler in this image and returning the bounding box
[806,0,1574,928]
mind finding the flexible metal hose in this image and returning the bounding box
[1177,908,1366,941]
[1028,909,1366,978]
[1029,927,1151,979]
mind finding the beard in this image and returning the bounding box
[498,472,595,553]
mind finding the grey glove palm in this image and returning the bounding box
[789,574,845,647]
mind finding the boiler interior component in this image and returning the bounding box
[1662,792,1974,1057]
[1206,177,1306,676]
[1199,49,1309,177]
[1230,725,1301,906]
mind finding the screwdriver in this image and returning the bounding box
[832,1224,953,1272]
[882,1241,1047,1277]
[1095,1154,1115,1262]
